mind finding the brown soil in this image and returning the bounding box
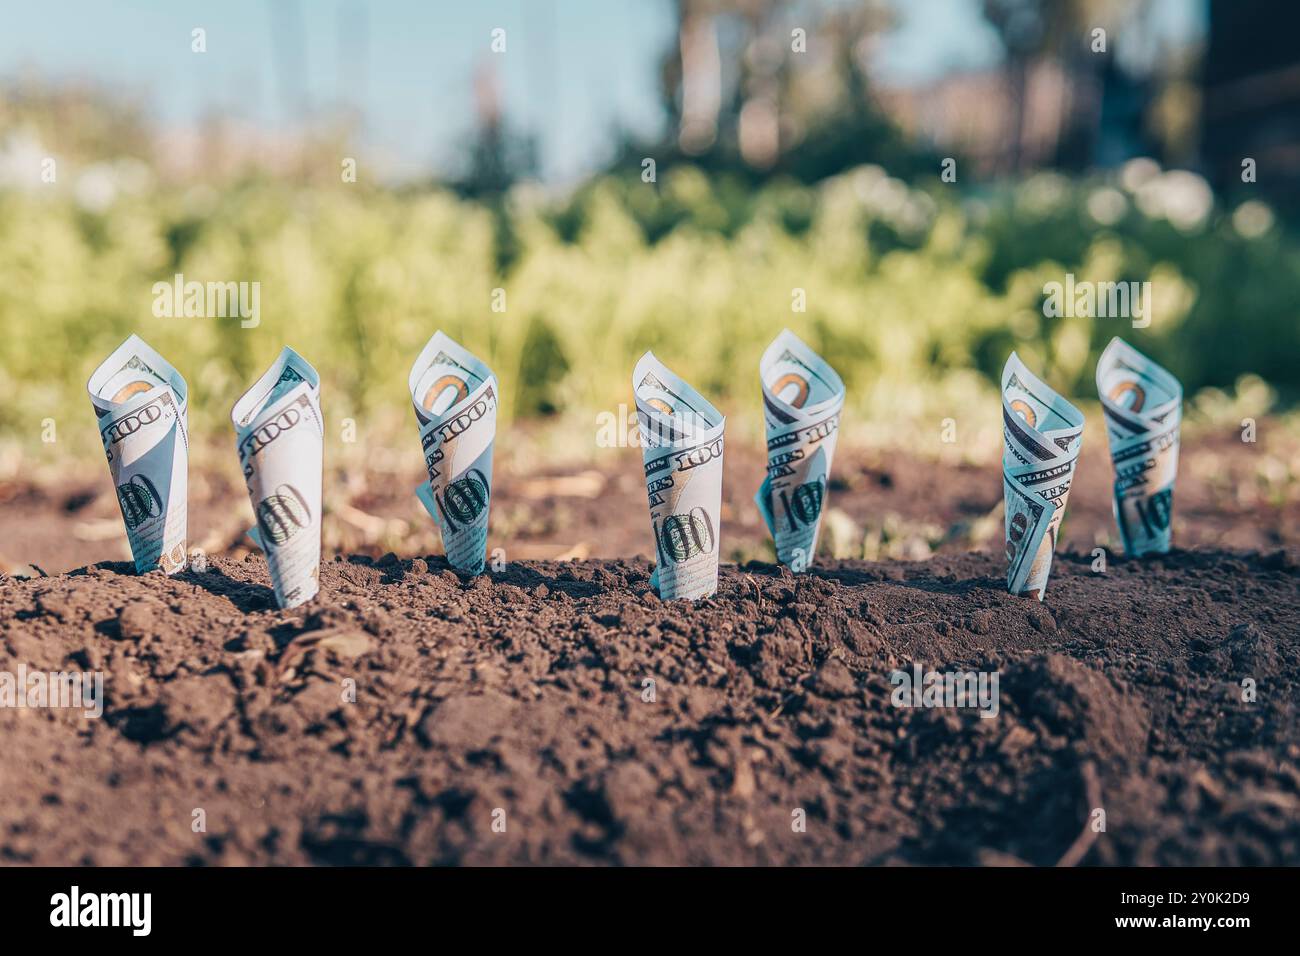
[2,421,1296,577]
[2,547,1297,866]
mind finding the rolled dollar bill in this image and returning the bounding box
[1097,338,1182,556]
[231,348,324,609]
[408,332,497,575]
[1002,353,1084,600]
[87,334,189,574]
[633,352,725,600]
[755,329,844,571]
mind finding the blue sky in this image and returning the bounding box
[0,0,1205,183]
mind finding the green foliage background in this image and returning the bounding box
[1,161,1297,462]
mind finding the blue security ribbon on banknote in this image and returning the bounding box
[1097,338,1182,557]
[87,335,190,575]
[633,352,725,600]
[1002,353,1084,600]
[755,329,844,571]
[232,347,324,609]
[409,332,497,575]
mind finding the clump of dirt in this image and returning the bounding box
[1,548,1297,865]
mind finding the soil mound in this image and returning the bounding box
[1,548,1297,865]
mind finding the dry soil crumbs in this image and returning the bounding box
[1,548,1298,866]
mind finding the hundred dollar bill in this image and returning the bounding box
[231,348,324,609]
[86,335,189,574]
[408,332,497,575]
[1097,337,1182,556]
[755,329,844,571]
[633,352,725,600]
[1002,353,1084,600]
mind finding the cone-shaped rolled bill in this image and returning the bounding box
[408,332,497,575]
[87,335,189,574]
[231,348,324,609]
[1096,338,1182,556]
[633,352,725,600]
[1002,353,1083,600]
[755,329,845,571]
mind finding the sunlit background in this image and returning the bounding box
[0,0,1214,184]
[1,0,1297,464]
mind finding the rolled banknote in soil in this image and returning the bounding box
[231,348,324,609]
[87,334,189,574]
[755,329,845,571]
[633,352,725,600]
[408,332,497,575]
[1002,353,1084,600]
[1097,337,1182,557]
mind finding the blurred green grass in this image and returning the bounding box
[1,160,1297,469]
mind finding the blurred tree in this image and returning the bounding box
[0,79,154,163]
[980,0,1126,172]
[978,0,1205,173]
[626,0,927,185]
[448,60,539,199]
[1202,0,1300,208]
